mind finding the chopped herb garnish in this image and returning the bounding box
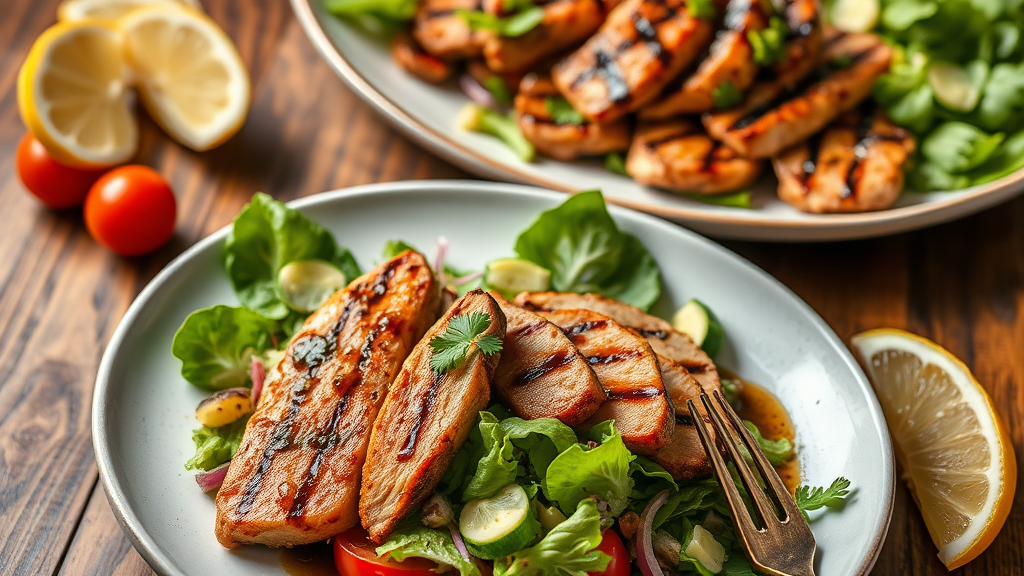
[324,0,417,21]
[712,80,743,109]
[429,312,503,373]
[748,17,789,66]
[686,191,753,209]
[483,76,513,106]
[544,97,586,125]
[457,5,545,37]
[687,0,716,20]
[795,477,852,520]
[604,152,629,176]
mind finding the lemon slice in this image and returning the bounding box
[851,328,1016,569]
[18,20,137,168]
[118,5,249,151]
[57,0,201,22]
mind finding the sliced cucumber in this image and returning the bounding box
[278,260,347,313]
[685,525,726,574]
[672,299,724,357]
[484,258,551,300]
[459,484,540,559]
[928,61,986,113]
[830,0,879,33]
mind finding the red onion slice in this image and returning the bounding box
[448,523,471,562]
[460,74,498,109]
[637,490,669,576]
[196,462,230,492]
[249,355,266,406]
[449,271,483,286]
[433,236,449,276]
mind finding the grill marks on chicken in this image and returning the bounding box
[515,74,632,160]
[774,107,915,213]
[703,29,891,159]
[214,252,439,548]
[392,32,453,84]
[626,118,763,194]
[360,290,506,542]
[491,293,606,425]
[538,308,673,454]
[653,355,720,479]
[414,0,485,60]
[640,0,770,118]
[551,0,716,123]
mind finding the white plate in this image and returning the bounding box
[94,181,894,576]
[288,0,1024,241]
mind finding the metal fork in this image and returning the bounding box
[687,390,816,576]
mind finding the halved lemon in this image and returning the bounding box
[18,20,137,168]
[118,5,249,151]
[57,0,201,22]
[851,328,1016,570]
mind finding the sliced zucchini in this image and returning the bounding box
[671,299,724,357]
[484,258,551,300]
[685,525,726,574]
[459,484,540,559]
[278,260,347,313]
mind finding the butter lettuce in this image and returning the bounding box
[462,412,518,501]
[377,521,481,576]
[171,305,276,391]
[495,499,610,576]
[543,421,634,517]
[185,418,247,471]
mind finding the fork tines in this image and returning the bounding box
[687,390,817,576]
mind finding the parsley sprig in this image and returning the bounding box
[795,477,852,520]
[429,312,503,373]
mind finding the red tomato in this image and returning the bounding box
[84,165,176,256]
[16,133,106,209]
[590,529,630,576]
[333,528,438,576]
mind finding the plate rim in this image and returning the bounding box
[93,180,895,576]
[288,0,1024,240]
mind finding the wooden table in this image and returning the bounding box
[1,1,1021,575]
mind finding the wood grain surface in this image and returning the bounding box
[0,1,1020,575]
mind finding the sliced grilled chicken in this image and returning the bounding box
[551,0,717,123]
[413,0,484,60]
[516,74,632,161]
[703,29,891,159]
[653,355,720,479]
[514,292,720,392]
[360,289,506,542]
[639,0,770,118]
[626,118,763,194]
[215,252,439,548]
[467,59,526,97]
[539,308,673,454]
[491,292,606,426]
[393,32,452,84]
[480,0,623,73]
[775,108,915,213]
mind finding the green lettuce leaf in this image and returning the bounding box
[543,421,634,516]
[324,0,417,20]
[171,305,276,391]
[629,455,679,501]
[500,417,578,479]
[921,121,1005,172]
[978,63,1024,131]
[496,499,610,576]
[652,479,728,528]
[463,412,518,501]
[742,421,794,466]
[544,97,586,126]
[970,128,1024,184]
[514,191,661,310]
[376,521,481,576]
[224,193,360,320]
[185,418,247,471]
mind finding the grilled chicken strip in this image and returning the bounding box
[703,29,891,159]
[514,292,720,392]
[215,252,439,548]
[626,118,763,194]
[516,74,632,161]
[640,0,770,118]
[653,355,719,479]
[491,293,606,425]
[539,308,673,454]
[393,32,452,84]
[360,289,506,542]
[413,0,484,60]
[775,108,915,213]
[480,0,623,73]
[551,0,717,123]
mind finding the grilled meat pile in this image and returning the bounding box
[215,252,723,547]
[392,0,915,213]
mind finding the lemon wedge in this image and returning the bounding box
[851,328,1016,570]
[118,5,249,151]
[18,20,136,168]
[57,0,201,22]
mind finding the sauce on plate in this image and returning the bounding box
[279,543,335,576]
[724,369,801,494]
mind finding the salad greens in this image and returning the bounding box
[377,520,482,576]
[743,421,795,466]
[514,191,661,310]
[457,5,545,38]
[185,419,247,471]
[462,412,520,501]
[171,305,277,391]
[544,97,587,126]
[796,477,853,521]
[544,421,634,517]
[494,499,610,576]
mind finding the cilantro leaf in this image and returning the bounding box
[978,63,1024,131]
[921,121,1005,173]
[795,477,852,520]
[544,97,586,125]
[712,80,743,109]
[457,5,544,37]
[748,17,789,66]
[742,421,793,466]
[604,152,629,176]
[429,312,502,373]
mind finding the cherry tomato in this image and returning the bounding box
[84,165,176,256]
[590,529,630,576]
[16,133,106,209]
[333,528,438,576]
